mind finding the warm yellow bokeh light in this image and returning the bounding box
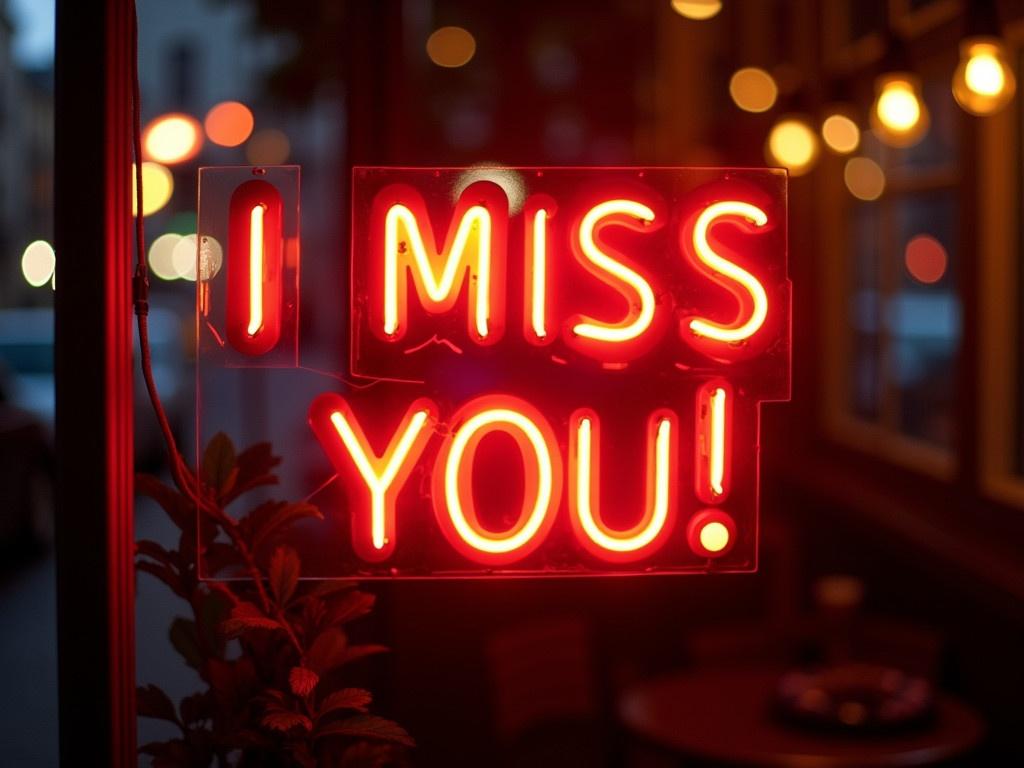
[142,113,202,164]
[871,74,929,147]
[766,117,819,176]
[131,162,174,217]
[21,240,56,287]
[199,235,224,280]
[953,39,1016,116]
[844,157,886,201]
[821,113,860,154]
[245,129,290,165]
[171,234,199,282]
[204,101,254,147]
[965,53,1004,95]
[729,67,778,113]
[148,233,183,280]
[426,26,476,68]
[671,0,722,20]
[699,521,730,553]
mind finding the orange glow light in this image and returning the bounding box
[434,396,561,565]
[143,113,202,164]
[571,199,658,344]
[426,26,476,68]
[310,395,436,562]
[687,201,769,344]
[382,194,504,343]
[248,204,266,336]
[570,409,677,562]
[204,101,255,147]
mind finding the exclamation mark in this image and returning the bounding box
[689,381,736,558]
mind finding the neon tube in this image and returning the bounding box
[688,200,769,343]
[247,203,266,337]
[572,199,657,344]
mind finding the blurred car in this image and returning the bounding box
[0,306,189,546]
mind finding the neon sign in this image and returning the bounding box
[197,166,789,578]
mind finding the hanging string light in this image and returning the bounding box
[870,35,929,148]
[952,0,1015,115]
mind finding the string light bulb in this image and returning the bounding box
[952,38,1015,115]
[871,73,929,147]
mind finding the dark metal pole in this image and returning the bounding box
[54,0,136,764]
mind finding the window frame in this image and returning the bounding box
[977,19,1024,507]
[820,49,961,479]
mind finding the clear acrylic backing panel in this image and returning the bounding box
[197,166,790,580]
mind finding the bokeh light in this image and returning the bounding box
[245,129,290,165]
[453,165,526,215]
[131,162,174,217]
[426,26,476,68]
[952,39,1016,116]
[729,67,778,113]
[904,235,948,284]
[671,0,722,20]
[821,113,860,153]
[766,117,819,176]
[204,101,254,147]
[21,240,56,287]
[171,234,199,282]
[871,74,929,147]
[199,235,224,280]
[148,233,183,281]
[843,157,886,201]
[142,113,202,164]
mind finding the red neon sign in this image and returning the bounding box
[197,166,789,578]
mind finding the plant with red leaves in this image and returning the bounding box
[136,433,413,767]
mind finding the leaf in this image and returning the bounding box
[225,441,281,503]
[251,501,323,554]
[269,546,301,606]
[136,473,191,531]
[262,707,313,733]
[220,601,282,639]
[136,539,177,568]
[202,541,243,575]
[195,588,230,656]
[337,644,389,667]
[179,692,211,725]
[289,666,320,697]
[169,618,204,670]
[137,684,179,723]
[324,590,376,627]
[136,560,186,599]
[202,432,236,495]
[309,580,359,599]
[303,628,348,674]
[317,688,372,719]
[139,739,193,767]
[315,715,415,747]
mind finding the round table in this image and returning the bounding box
[619,666,985,767]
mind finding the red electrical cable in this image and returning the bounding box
[129,0,201,502]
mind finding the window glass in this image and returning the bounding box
[844,75,960,451]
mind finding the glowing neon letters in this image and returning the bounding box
[205,168,790,577]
